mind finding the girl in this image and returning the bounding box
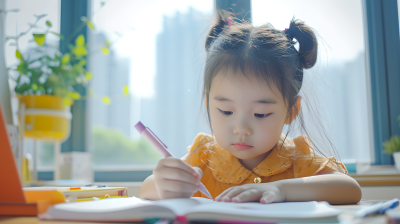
[140,11,362,204]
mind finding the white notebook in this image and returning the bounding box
[40,196,340,223]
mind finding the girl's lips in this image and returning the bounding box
[233,142,253,150]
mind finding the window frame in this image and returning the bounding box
[60,0,89,153]
[41,0,399,181]
[363,0,400,165]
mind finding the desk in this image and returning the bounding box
[0,200,399,224]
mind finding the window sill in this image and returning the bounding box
[348,165,400,186]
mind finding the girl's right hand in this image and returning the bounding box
[153,157,202,199]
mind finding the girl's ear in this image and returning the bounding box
[285,96,302,125]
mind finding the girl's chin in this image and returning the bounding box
[230,149,272,161]
[230,151,261,160]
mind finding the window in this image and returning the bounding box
[88,0,214,174]
[252,0,371,163]
[5,0,61,179]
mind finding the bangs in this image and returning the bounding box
[205,53,287,103]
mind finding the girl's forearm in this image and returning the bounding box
[276,174,362,204]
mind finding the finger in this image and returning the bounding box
[156,168,199,185]
[232,189,262,203]
[160,178,199,194]
[159,190,194,199]
[221,187,246,202]
[215,187,235,202]
[159,158,199,178]
[260,191,276,204]
[192,167,203,180]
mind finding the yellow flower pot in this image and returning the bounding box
[18,95,72,142]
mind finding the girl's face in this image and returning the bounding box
[209,68,289,164]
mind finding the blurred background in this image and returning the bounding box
[1,0,399,183]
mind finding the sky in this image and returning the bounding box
[5,0,60,68]
[252,0,365,63]
[90,0,214,97]
[91,0,367,97]
[5,0,373,98]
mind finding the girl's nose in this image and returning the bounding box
[233,121,252,136]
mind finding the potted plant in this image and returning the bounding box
[383,115,400,171]
[7,14,99,142]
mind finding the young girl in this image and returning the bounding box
[140,12,362,204]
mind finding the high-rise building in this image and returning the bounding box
[90,33,132,138]
[141,8,211,157]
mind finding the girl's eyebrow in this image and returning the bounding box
[214,96,231,102]
[214,96,277,104]
[255,99,277,104]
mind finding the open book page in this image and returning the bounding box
[185,201,341,222]
[41,197,177,221]
[41,196,341,223]
[152,197,215,215]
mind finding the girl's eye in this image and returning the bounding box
[254,113,272,119]
[218,108,233,116]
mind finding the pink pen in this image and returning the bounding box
[134,121,213,199]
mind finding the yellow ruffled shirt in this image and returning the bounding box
[182,133,347,199]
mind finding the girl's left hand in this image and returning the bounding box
[215,182,285,204]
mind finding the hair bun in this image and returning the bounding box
[205,10,233,51]
[286,18,318,69]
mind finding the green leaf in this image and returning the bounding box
[87,20,95,30]
[33,33,46,45]
[45,20,52,27]
[73,46,88,56]
[100,45,109,55]
[75,34,85,46]
[54,87,67,97]
[383,136,400,154]
[16,49,22,59]
[85,72,93,80]
[51,32,64,40]
[34,14,47,19]
[48,74,59,82]
[64,98,73,105]
[123,85,129,96]
[102,96,111,104]
[31,83,38,91]
[78,59,87,66]
[61,53,70,64]
[68,91,81,100]
[15,83,30,94]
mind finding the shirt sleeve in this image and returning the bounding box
[181,133,213,171]
[292,136,348,178]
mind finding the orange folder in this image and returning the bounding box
[0,102,64,215]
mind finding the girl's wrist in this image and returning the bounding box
[262,181,286,203]
[276,181,287,202]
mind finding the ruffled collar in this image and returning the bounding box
[208,134,297,184]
